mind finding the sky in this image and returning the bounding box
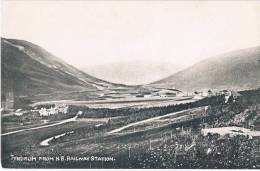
[2,1,260,68]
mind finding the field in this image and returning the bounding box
[1,90,260,168]
[31,96,196,109]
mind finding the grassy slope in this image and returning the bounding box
[153,47,260,91]
[1,38,128,104]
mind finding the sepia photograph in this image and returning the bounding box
[1,0,260,169]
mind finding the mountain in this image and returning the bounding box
[1,38,127,107]
[82,61,183,85]
[152,46,260,92]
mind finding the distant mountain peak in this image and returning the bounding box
[82,60,184,85]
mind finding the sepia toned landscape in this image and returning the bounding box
[1,1,260,169]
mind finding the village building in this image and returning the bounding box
[157,89,183,97]
[136,88,152,97]
[224,90,242,103]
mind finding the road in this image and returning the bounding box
[107,106,207,134]
[40,131,74,146]
[1,115,78,136]
[2,106,206,137]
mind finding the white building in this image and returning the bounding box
[38,104,68,116]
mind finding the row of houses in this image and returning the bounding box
[134,87,231,99]
[192,89,241,101]
[136,87,185,98]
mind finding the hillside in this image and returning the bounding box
[83,61,183,85]
[153,46,260,92]
[1,38,126,106]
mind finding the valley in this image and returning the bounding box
[1,38,260,168]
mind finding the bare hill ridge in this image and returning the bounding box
[1,38,127,104]
[152,46,260,91]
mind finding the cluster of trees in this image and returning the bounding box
[202,88,260,129]
[2,110,41,123]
